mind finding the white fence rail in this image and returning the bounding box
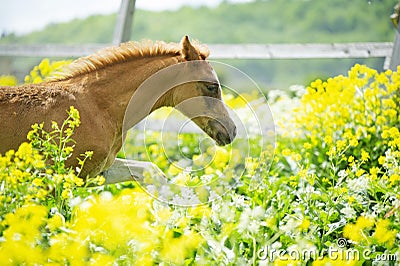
[0,0,398,72]
[0,42,393,60]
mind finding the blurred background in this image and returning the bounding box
[0,0,397,90]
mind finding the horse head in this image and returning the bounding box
[171,36,237,146]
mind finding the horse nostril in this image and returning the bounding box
[213,122,236,146]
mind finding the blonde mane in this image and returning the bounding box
[58,40,210,80]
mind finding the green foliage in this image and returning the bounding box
[119,65,400,264]
[0,0,397,87]
[0,58,399,264]
[2,0,394,44]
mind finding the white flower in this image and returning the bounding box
[289,84,306,98]
[237,206,264,233]
[338,170,348,179]
[248,220,261,234]
[280,218,300,233]
[200,174,213,184]
[340,205,356,219]
[347,176,369,193]
[268,89,287,103]
[208,190,220,201]
[99,191,113,200]
[372,202,386,216]
[69,196,82,208]
[232,194,247,207]
[252,206,265,218]
[171,187,200,206]
[391,198,400,208]
[159,185,173,199]
[238,209,251,233]
[219,205,235,222]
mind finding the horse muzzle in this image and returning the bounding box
[208,119,237,146]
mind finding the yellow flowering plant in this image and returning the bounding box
[1,59,399,265]
[0,59,72,86]
[269,65,400,263]
[0,106,103,220]
[0,75,18,86]
[24,58,72,84]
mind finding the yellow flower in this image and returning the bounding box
[73,176,84,187]
[336,140,347,151]
[324,135,333,145]
[0,75,18,86]
[376,115,387,125]
[373,219,396,248]
[212,146,230,168]
[89,253,116,266]
[160,231,203,264]
[343,224,363,243]
[369,167,379,180]
[349,137,358,147]
[61,189,71,199]
[203,165,215,175]
[378,156,386,165]
[355,169,365,177]
[94,175,106,185]
[361,149,370,161]
[303,142,312,149]
[172,172,186,185]
[64,146,73,155]
[32,178,43,187]
[356,216,374,229]
[382,129,390,139]
[168,163,182,176]
[188,205,212,219]
[148,144,159,154]
[299,219,311,231]
[48,213,65,231]
[347,195,356,203]
[192,154,204,166]
[326,147,336,157]
[343,216,374,245]
[281,148,291,157]
[245,157,258,175]
[292,153,302,161]
[389,173,400,186]
[156,208,172,223]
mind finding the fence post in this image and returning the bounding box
[0,57,12,75]
[389,29,400,70]
[389,3,400,70]
[113,0,136,45]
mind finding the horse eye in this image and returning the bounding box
[206,83,219,93]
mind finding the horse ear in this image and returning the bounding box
[180,35,200,60]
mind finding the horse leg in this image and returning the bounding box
[101,158,165,185]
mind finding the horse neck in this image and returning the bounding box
[70,55,180,128]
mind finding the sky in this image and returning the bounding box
[0,0,250,35]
